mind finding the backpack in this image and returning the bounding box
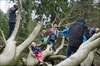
[51,34,56,41]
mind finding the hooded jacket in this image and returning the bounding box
[68,17,90,48]
[48,32,57,42]
[9,7,18,23]
[31,44,41,54]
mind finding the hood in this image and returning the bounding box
[50,32,55,35]
[76,17,86,24]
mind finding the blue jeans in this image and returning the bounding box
[8,23,15,38]
[66,45,78,58]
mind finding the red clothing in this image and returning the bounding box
[34,51,42,61]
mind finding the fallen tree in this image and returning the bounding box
[0,0,100,66]
[21,32,100,66]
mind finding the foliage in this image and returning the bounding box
[0,10,8,38]
[68,0,100,27]
[33,0,70,23]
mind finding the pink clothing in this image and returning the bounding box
[35,51,42,61]
[48,28,54,35]
[50,28,54,31]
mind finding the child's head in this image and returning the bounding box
[50,28,54,32]
[42,30,46,33]
[54,24,57,27]
[95,28,100,33]
[31,42,36,47]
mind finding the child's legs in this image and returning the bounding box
[51,41,56,51]
[36,52,43,62]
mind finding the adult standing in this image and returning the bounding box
[66,17,90,58]
[8,4,18,38]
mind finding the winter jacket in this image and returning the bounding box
[31,44,41,54]
[89,28,95,37]
[40,32,45,41]
[48,32,57,42]
[68,17,90,48]
[9,7,18,23]
[59,26,70,37]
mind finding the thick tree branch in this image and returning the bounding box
[81,49,98,66]
[46,55,66,61]
[0,0,22,65]
[56,32,100,66]
[54,36,65,55]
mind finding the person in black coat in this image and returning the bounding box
[66,17,90,58]
[8,4,18,38]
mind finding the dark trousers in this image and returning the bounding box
[66,45,78,58]
[51,41,56,51]
[8,23,15,38]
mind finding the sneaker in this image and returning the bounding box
[39,62,43,65]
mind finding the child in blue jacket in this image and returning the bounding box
[47,28,57,51]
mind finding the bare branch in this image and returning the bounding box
[51,14,60,26]
[94,6,100,10]
[54,36,65,55]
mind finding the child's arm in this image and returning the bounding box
[29,46,36,58]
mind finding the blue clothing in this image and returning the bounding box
[59,26,70,37]
[8,7,18,38]
[89,28,95,37]
[9,7,18,23]
[48,32,57,41]
[66,45,78,58]
[59,26,87,43]
[59,18,89,58]
[65,17,89,58]
[47,32,57,51]
[83,34,87,43]
[31,44,41,54]
[8,23,15,38]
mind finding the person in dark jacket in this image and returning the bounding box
[89,27,95,37]
[47,28,57,51]
[66,17,90,58]
[8,4,18,38]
